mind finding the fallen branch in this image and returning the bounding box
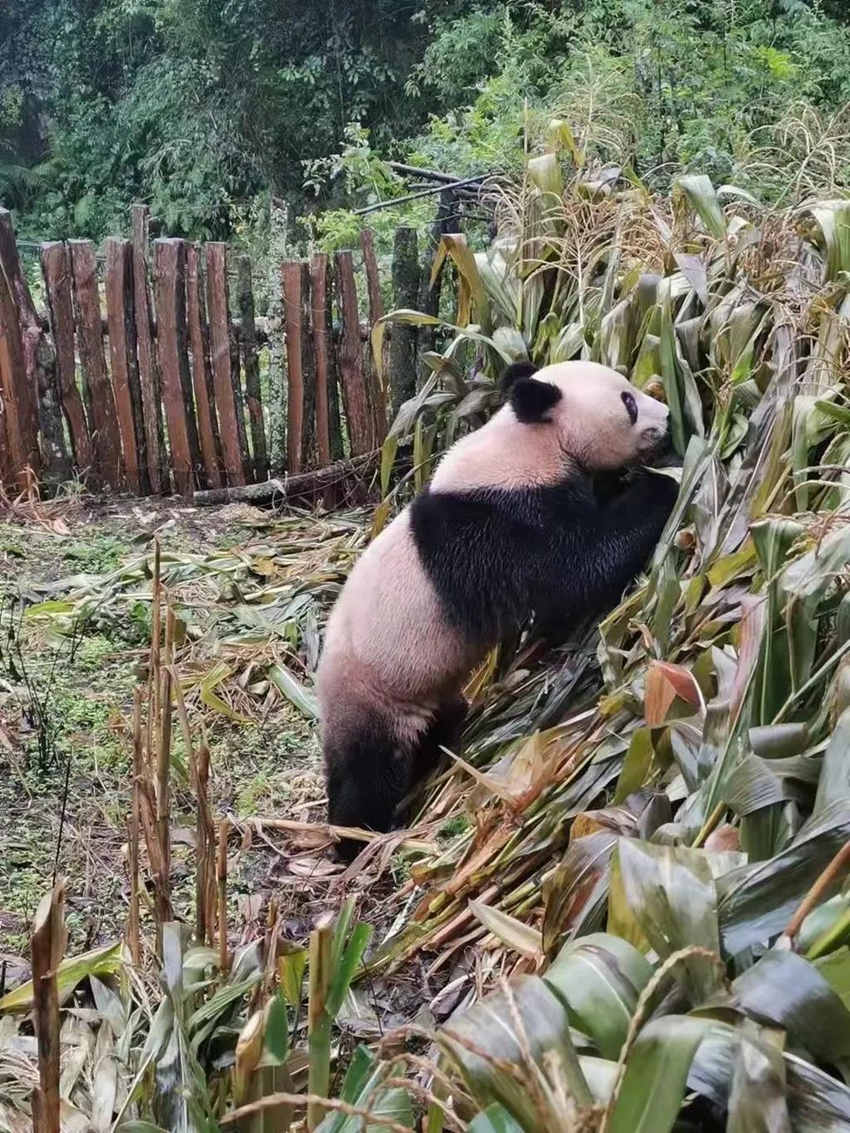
[192,452,379,506]
[247,815,436,854]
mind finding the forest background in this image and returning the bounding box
[3,0,850,265]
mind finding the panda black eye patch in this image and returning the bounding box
[622,391,638,424]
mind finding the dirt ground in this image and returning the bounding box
[0,492,429,1025]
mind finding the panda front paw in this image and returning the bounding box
[650,448,684,470]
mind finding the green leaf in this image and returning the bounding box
[438,975,590,1126]
[658,283,686,455]
[674,174,727,239]
[0,940,122,1013]
[468,899,542,958]
[278,946,308,1009]
[264,992,289,1062]
[733,950,850,1061]
[718,801,850,955]
[467,1104,525,1133]
[814,708,850,816]
[606,1015,708,1133]
[268,663,318,719]
[808,200,850,282]
[545,933,652,1058]
[610,839,720,1001]
[726,1028,791,1133]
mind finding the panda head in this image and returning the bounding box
[502,359,670,470]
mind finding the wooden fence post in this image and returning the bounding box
[186,244,223,489]
[389,227,420,416]
[309,253,332,469]
[205,243,246,486]
[41,242,94,480]
[334,251,373,456]
[153,239,202,497]
[0,384,9,488]
[0,214,69,487]
[0,211,41,489]
[266,198,289,473]
[237,256,268,482]
[360,228,383,324]
[105,238,147,495]
[69,240,123,490]
[282,260,316,474]
[132,205,168,494]
[359,228,388,446]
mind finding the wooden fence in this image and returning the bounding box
[0,204,422,502]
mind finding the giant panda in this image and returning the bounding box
[317,359,678,859]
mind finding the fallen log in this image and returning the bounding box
[192,451,379,506]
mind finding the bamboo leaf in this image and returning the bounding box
[268,663,318,719]
[467,899,543,959]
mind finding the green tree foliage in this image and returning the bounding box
[1,0,849,242]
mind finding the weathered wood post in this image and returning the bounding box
[309,253,333,470]
[186,244,223,488]
[132,204,168,493]
[69,239,123,490]
[0,214,69,487]
[237,256,269,482]
[0,211,42,489]
[205,243,247,486]
[334,251,373,455]
[282,260,316,474]
[153,239,203,497]
[105,238,147,495]
[41,242,94,479]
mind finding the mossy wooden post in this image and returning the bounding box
[266,197,289,472]
[31,882,66,1133]
[0,213,42,489]
[153,239,203,497]
[132,204,168,494]
[389,226,420,416]
[206,242,247,486]
[42,242,93,480]
[105,238,147,495]
[237,256,269,481]
[186,243,223,488]
[69,239,123,490]
[334,250,372,455]
[0,212,69,488]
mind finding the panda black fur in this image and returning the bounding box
[317,360,679,859]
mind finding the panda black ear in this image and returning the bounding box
[510,378,562,424]
[501,360,538,391]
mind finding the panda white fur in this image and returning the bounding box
[317,359,678,858]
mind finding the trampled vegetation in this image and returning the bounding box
[4,1,850,1130]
